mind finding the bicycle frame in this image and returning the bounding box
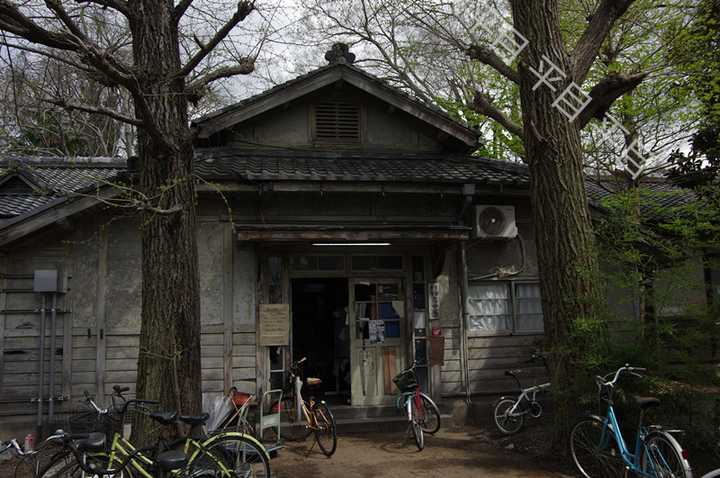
[505,382,550,416]
[596,402,673,477]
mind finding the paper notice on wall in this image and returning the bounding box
[259,304,290,346]
[368,319,385,344]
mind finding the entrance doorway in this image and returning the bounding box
[291,278,350,405]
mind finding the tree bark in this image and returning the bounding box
[128,0,202,443]
[510,0,603,449]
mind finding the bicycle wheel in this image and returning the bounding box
[312,401,337,457]
[39,450,125,478]
[640,431,692,478]
[493,398,524,435]
[418,393,441,435]
[187,433,271,478]
[570,417,624,478]
[409,404,424,451]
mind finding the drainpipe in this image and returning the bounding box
[37,295,46,438]
[48,293,57,421]
[459,242,472,405]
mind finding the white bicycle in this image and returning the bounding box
[493,353,550,434]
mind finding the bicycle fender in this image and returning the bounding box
[199,432,271,463]
[495,396,517,403]
[645,430,693,478]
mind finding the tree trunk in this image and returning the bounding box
[129,0,202,444]
[510,0,603,449]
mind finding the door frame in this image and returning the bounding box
[257,247,432,405]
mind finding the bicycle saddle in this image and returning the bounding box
[633,396,661,410]
[76,432,106,453]
[306,377,322,386]
[178,413,209,426]
[150,411,177,426]
[156,449,187,471]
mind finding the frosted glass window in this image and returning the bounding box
[515,283,544,333]
[467,283,512,334]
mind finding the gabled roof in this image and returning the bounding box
[0,158,125,219]
[191,63,479,149]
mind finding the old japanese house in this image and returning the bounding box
[0,47,712,436]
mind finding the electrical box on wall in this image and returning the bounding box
[33,269,67,293]
[474,205,518,239]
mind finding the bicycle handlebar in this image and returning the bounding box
[0,439,23,456]
[597,364,647,388]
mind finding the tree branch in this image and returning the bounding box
[466,44,519,84]
[471,90,523,138]
[176,0,254,78]
[173,0,194,24]
[185,60,254,100]
[0,0,79,50]
[74,0,129,17]
[576,72,647,129]
[43,97,143,126]
[572,0,637,82]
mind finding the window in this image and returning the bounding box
[351,255,403,271]
[290,255,344,272]
[313,101,361,143]
[467,281,543,335]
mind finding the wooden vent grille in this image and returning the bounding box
[314,101,361,143]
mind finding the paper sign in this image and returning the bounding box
[369,319,385,344]
[259,304,290,346]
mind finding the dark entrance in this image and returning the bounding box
[291,278,350,404]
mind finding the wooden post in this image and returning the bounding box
[222,223,234,392]
[95,227,108,400]
[0,255,7,390]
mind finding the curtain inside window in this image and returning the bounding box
[467,283,511,334]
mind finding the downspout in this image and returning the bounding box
[459,242,472,405]
[458,185,473,405]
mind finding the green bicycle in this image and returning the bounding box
[39,387,271,477]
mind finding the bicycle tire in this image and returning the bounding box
[410,404,424,451]
[39,450,129,478]
[493,398,524,435]
[187,433,271,478]
[640,430,692,478]
[418,393,441,435]
[312,401,337,457]
[569,416,624,478]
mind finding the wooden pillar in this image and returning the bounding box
[94,227,108,399]
[0,255,7,390]
[222,223,234,392]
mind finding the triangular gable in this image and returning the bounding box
[0,170,42,194]
[192,63,478,149]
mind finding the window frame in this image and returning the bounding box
[466,279,544,337]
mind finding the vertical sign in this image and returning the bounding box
[259,304,290,346]
[429,281,440,321]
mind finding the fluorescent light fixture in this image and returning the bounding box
[312,242,391,246]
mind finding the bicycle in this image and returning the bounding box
[570,364,693,478]
[493,353,551,434]
[279,357,337,457]
[39,386,271,477]
[393,361,441,451]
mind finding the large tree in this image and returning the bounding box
[0,0,255,440]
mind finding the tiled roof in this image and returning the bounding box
[586,176,697,213]
[0,158,126,218]
[194,149,530,185]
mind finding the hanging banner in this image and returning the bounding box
[259,304,290,346]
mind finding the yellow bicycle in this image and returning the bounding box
[39,388,271,477]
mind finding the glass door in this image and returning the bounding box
[349,279,406,406]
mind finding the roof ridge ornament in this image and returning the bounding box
[324,42,356,65]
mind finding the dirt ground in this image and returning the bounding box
[272,427,570,478]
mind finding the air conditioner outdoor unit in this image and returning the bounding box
[474,205,518,239]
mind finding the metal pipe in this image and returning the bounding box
[37,295,46,438]
[459,242,472,405]
[48,293,57,421]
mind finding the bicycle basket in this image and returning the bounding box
[392,370,418,392]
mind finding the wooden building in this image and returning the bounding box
[0,47,710,436]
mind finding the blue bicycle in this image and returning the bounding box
[570,365,693,478]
